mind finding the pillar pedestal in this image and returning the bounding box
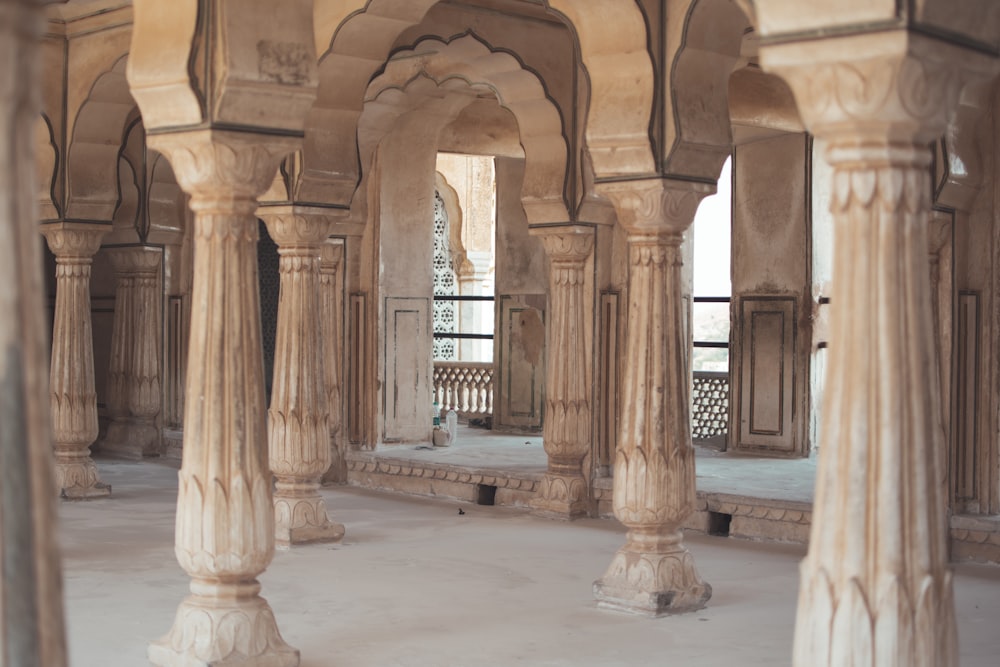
[260,208,345,548]
[41,221,111,500]
[146,130,299,667]
[529,225,594,519]
[102,245,162,459]
[760,33,997,666]
[592,179,712,616]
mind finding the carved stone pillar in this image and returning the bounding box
[761,35,994,666]
[41,221,111,499]
[259,208,344,547]
[146,130,299,667]
[319,239,346,484]
[102,246,162,459]
[592,178,712,615]
[0,0,68,662]
[529,225,594,518]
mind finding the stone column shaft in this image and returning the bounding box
[593,178,712,615]
[261,210,344,547]
[530,225,594,518]
[41,221,111,499]
[319,239,346,483]
[0,0,68,663]
[147,130,299,667]
[761,34,996,667]
[103,246,162,458]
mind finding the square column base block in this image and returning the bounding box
[274,496,345,548]
[57,461,111,500]
[149,593,299,667]
[593,548,711,617]
[101,421,161,460]
[276,520,346,549]
[530,473,589,519]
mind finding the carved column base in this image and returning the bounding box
[531,472,589,519]
[101,420,161,460]
[274,479,345,548]
[149,581,299,667]
[55,455,111,500]
[593,528,711,616]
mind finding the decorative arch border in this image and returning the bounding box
[360,35,570,224]
[434,170,471,276]
[305,0,656,205]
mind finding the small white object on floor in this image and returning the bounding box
[446,410,458,444]
[432,426,450,447]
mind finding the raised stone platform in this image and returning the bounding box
[345,425,1000,562]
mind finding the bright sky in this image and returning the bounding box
[693,157,732,297]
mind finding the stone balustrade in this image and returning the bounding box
[433,361,494,416]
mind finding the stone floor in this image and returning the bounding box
[62,458,1000,667]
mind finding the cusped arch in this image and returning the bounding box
[66,55,138,221]
[665,0,752,182]
[365,35,569,224]
[434,170,471,276]
[347,73,500,226]
[305,0,655,202]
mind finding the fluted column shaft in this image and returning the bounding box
[0,0,68,663]
[260,210,344,547]
[147,130,299,667]
[41,222,110,499]
[593,178,712,615]
[530,225,594,518]
[761,35,996,667]
[103,246,162,458]
[319,240,346,483]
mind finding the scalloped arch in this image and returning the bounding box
[66,55,138,221]
[665,0,752,182]
[360,35,569,224]
[305,0,655,203]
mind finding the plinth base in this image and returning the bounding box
[149,589,299,667]
[530,472,589,520]
[101,421,160,460]
[274,495,345,548]
[56,459,111,500]
[593,543,711,616]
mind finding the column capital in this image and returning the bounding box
[147,130,298,206]
[529,224,595,262]
[257,205,336,246]
[40,222,108,258]
[596,178,714,236]
[105,245,161,274]
[761,31,998,145]
[319,238,345,270]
